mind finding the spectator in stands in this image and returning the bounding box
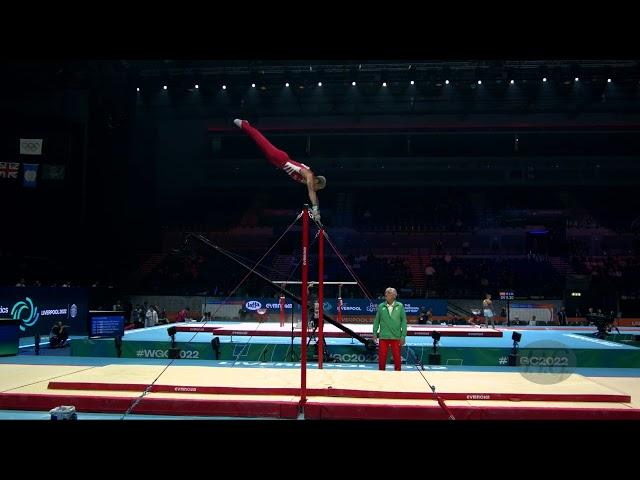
[585,307,594,326]
[15,278,26,287]
[145,305,158,328]
[123,300,133,324]
[557,306,567,326]
[426,308,433,325]
[157,307,168,324]
[425,264,436,277]
[176,307,190,322]
[49,321,69,348]
[482,293,495,328]
[134,305,144,328]
[418,307,428,325]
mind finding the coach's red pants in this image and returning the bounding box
[378,339,401,371]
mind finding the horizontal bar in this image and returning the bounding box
[272,281,358,285]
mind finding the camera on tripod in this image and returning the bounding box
[587,312,618,339]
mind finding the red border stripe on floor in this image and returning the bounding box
[0,393,299,418]
[174,326,503,337]
[47,381,631,403]
[303,402,640,420]
[2,392,637,419]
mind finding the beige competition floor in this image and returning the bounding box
[1,362,638,419]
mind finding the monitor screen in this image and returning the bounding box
[89,311,125,339]
[0,319,20,356]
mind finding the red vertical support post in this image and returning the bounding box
[318,227,324,369]
[279,293,286,327]
[337,284,343,324]
[300,206,309,406]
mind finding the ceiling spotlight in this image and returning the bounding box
[607,78,612,83]
[194,84,199,89]
[285,82,290,87]
[445,80,450,85]
[477,80,482,85]
[543,77,547,82]
[318,81,322,87]
[352,81,356,86]
[510,79,515,84]
[222,85,227,90]
[163,85,167,90]
[251,83,256,88]
[410,80,415,85]
[136,87,140,92]
[382,82,387,87]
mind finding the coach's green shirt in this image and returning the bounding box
[373,301,407,341]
